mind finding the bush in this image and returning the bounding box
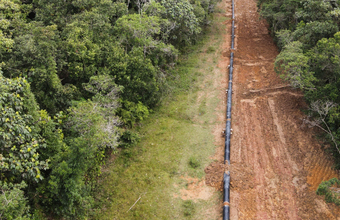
[316,178,340,206]
[119,130,140,149]
[189,156,200,169]
[206,46,215,53]
[0,182,30,220]
[183,200,195,217]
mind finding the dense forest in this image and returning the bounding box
[257,0,340,168]
[0,0,217,218]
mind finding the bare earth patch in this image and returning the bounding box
[179,176,215,201]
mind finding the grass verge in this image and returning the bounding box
[92,3,229,219]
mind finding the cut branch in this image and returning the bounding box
[127,193,146,212]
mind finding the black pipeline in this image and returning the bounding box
[223,172,230,219]
[224,52,233,163]
[223,0,235,219]
[231,19,235,49]
[231,0,235,50]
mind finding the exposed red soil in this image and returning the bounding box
[205,0,340,219]
[177,176,215,201]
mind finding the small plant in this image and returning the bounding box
[206,46,216,53]
[119,130,140,149]
[182,200,195,217]
[189,156,200,169]
[198,99,206,115]
[316,178,340,206]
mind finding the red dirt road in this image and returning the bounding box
[207,0,340,219]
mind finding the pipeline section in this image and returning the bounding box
[224,52,233,163]
[223,172,230,219]
[223,0,235,219]
[231,0,235,50]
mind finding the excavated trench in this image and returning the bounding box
[206,0,340,219]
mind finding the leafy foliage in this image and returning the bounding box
[274,41,316,90]
[0,181,30,220]
[161,0,201,46]
[0,75,48,182]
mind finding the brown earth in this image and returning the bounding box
[206,0,340,219]
[177,176,215,201]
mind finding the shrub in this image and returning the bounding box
[189,156,200,169]
[182,200,195,217]
[316,178,340,206]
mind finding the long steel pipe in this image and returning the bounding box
[232,0,235,19]
[223,0,235,219]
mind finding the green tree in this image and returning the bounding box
[114,13,162,52]
[274,41,316,90]
[291,21,338,50]
[309,32,340,88]
[37,75,121,218]
[161,0,201,46]
[118,48,160,107]
[0,75,49,183]
[0,181,30,220]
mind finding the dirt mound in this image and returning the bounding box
[205,162,227,191]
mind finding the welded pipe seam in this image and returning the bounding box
[223,172,231,220]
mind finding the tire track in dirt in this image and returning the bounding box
[221,0,340,219]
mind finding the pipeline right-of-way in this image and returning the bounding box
[223,0,235,219]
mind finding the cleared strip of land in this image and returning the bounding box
[227,0,340,219]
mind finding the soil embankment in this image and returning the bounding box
[206,0,340,219]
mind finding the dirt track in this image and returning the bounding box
[206,0,340,219]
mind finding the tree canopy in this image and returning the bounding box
[0,0,218,218]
